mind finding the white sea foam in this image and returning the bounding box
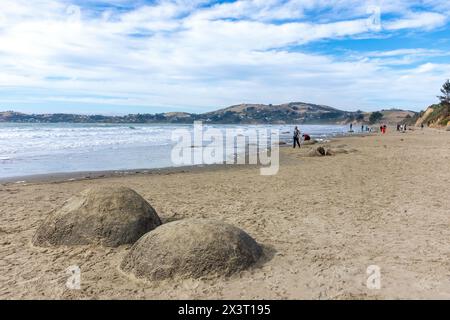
[0,123,349,178]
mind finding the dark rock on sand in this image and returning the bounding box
[120,219,263,280]
[308,146,357,157]
[33,186,161,247]
[317,146,326,156]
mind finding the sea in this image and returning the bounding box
[0,123,351,179]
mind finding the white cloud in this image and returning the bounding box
[385,12,447,31]
[0,0,449,113]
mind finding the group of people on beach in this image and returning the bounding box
[292,119,413,149]
[350,123,372,133]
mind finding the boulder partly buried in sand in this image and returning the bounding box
[308,146,327,157]
[120,219,263,281]
[33,186,161,247]
[308,146,357,157]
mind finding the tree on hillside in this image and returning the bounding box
[369,111,383,124]
[438,79,450,105]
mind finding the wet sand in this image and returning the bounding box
[1,128,450,299]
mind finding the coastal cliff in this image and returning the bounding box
[414,103,450,129]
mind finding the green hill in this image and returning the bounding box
[415,103,450,128]
[0,103,416,125]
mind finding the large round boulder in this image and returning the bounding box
[308,146,327,157]
[120,219,263,280]
[33,186,161,247]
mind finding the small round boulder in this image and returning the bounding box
[120,219,263,280]
[33,186,161,247]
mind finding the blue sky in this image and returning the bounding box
[0,0,449,114]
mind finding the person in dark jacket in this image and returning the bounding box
[293,126,301,148]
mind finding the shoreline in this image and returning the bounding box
[0,164,228,185]
[0,130,372,185]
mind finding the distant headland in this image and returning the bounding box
[0,102,417,125]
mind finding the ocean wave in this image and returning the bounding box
[0,123,348,178]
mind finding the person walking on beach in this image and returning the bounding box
[293,126,301,149]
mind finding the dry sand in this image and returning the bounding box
[1,128,449,299]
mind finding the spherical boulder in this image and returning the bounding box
[120,219,263,280]
[33,186,161,247]
[308,146,327,157]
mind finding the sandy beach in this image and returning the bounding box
[1,128,449,300]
